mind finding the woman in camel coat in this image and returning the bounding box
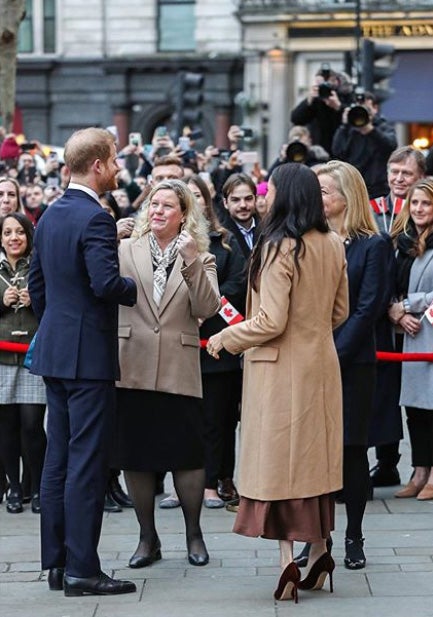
[207,163,348,602]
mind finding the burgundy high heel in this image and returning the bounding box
[273,562,301,602]
[298,552,335,592]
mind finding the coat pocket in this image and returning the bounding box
[118,325,132,338]
[181,333,200,347]
[248,346,279,362]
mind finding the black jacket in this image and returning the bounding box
[290,97,346,156]
[200,231,247,374]
[332,115,397,199]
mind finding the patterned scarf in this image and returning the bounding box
[149,232,179,306]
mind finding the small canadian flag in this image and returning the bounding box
[219,296,244,325]
[424,303,433,325]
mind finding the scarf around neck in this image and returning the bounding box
[149,232,179,306]
[396,222,433,297]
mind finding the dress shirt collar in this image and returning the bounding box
[235,218,256,250]
[68,182,101,205]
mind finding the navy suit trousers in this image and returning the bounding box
[40,377,115,577]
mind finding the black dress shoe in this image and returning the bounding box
[104,492,122,513]
[217,478,239,502]
[129,538,162,568]
[63,572,136,596]
[187,536,209,566]
[370,464,400,487]
[48,567,65,591]
[6,490,23,514]
[31,493,41,514]
[109,477,134,508]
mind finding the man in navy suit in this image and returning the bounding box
[28,127,137,597]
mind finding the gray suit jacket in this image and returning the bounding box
[400,248,433,409]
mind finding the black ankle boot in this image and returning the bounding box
[344,537,366,570]
[7,490,23,514]
[294,537,333,568]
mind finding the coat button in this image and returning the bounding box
[153,326,160,333]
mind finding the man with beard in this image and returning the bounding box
[28,128,137,597]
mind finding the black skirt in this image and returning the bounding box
[112,388,204,472]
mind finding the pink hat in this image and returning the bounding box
[256,181,268,196]
[0,136,21,161]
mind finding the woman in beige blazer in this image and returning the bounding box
[208,163,349,602]
[113,180,220,569]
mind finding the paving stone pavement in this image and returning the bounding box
[1,428,433,616]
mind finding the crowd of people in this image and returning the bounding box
[1,75,433,600]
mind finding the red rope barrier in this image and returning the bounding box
[0,340,30,353]
[376,351,433,362]
[1,339,433,363]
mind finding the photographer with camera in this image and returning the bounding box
[291,65,353,156]
[266,126,329,179]
[332,90,397,199]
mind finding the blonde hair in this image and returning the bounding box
[315,160,379,237]
[133,179,210,252]
[0,176,24,213]
[392,178,433,256]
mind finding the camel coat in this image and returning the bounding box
[221,230,349,500]
[116,233,220,398]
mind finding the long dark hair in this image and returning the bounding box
[250,163,328,290]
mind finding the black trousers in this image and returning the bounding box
[405,407,433,467]
[202,371,241,489]
[41,377,114,577]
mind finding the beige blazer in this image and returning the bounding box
[116,233,220,398]
[221,230,349,500]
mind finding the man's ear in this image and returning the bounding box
[223,198,229,210]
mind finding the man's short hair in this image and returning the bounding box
[64,128,115,175]
[387,146,426,176]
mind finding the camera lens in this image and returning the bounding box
[286,141,308,164]
[347,105,370,128]
[318,82,333,99]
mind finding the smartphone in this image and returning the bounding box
[128,132,142,148]
[21,142,37,151]
[49,151,58,162]
[239,127,254,139]
[178,136,191,151]
[46,176,60,187]
[155,126,168,137]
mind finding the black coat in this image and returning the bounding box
[290,97,346,156]
[369,233,403,446]
[200,231,247,374]
[332,115,397,199]
[334,234,388,445]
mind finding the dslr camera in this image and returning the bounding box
[347,88,370,128]
[286,141,309,164]
[317,63,335,100]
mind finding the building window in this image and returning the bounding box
[158,0,195,52]
[18,0,56,54]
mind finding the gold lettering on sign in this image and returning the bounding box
[362,25,396,37]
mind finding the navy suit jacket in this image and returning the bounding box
[334,233,388,367]
[28,188,137,381]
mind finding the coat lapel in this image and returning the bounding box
[131,235,159,320]
[158,254,184,315]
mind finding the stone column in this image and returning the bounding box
[265,49,292,167]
